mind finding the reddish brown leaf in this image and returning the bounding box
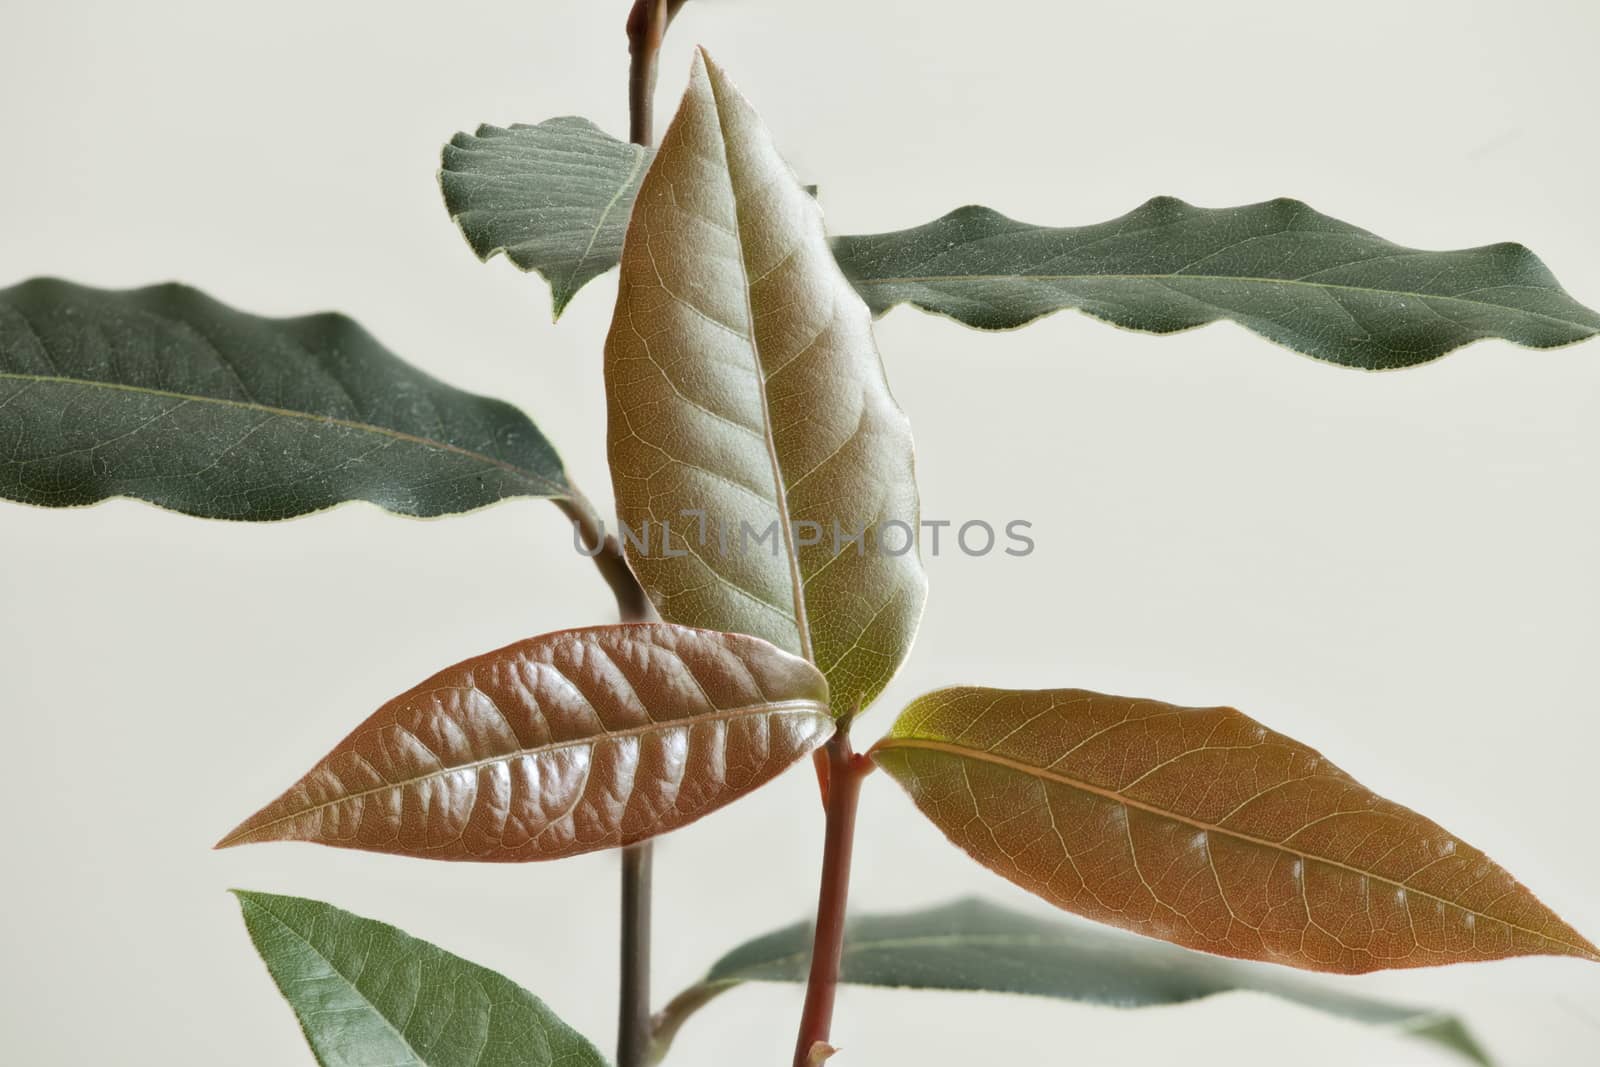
[219,624,832,860]
[872,687,1598,973]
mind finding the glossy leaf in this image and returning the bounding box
[441,118,651,318]
[604,51,926,717]
[446,116,1599,368]
[650,898,1491,1065]
[0,279,567,519]
[872,687,1600,973]
[234,889,606,1066]
[218,623,832,860]
[832,198,1600,367]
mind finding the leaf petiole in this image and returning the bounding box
[791,727,875,1066]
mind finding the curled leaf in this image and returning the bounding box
[441,118,651,318]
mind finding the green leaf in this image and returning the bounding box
[438,119,816,322]
[832,198,1600,368]
[441,118,651,319]
[602,53,926,718]
[0,278,568,520]
[442,117,1599,368]
[651,898,1492,1066]
[233,890,607,1067]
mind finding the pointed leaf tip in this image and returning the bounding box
[233,889,607,1066]
[831,197,1600,366]
[875,686,1599,973]
[604,54,926,717]
[220,623,833,861]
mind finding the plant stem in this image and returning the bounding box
[614,6,685,1064]
[617,841,655,1067]
[556,489,658,1067]
[645,981,733,1065]
[626,0,688,145]
[791,728,871,1066]
[556,492,652,623]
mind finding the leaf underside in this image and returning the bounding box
[872,687,1599,974]
[443,116,1599,368]
[0,279,568,520]
[441,117,651,318]
[656,898,1491,1065]
[234,890,606,1066]
[603,51,926,717]
[218,623,832,860]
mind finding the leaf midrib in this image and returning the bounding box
[222,698,829,845]
[873,736,1596,957]
[564,144,649,303]
[0,371,566,495]
[703,67,815,664]
[847,273,1600,330]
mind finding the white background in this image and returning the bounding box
[2,0,1598,1063]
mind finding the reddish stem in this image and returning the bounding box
[791,729,871,1065]
[626,0,688,145]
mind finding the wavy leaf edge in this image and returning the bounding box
[832,197,1600,368]
[0,277,572,521]
[440,117,652,318]
[436,112,1600,368]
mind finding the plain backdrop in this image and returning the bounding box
[2,1,1598,1064]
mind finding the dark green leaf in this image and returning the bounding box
[0,279,568,520]
[651,898,1492,1065]
[442,118,1599,368]
[233,890,607,1067]
[441,118,651,318]
[833,198,1600,368]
